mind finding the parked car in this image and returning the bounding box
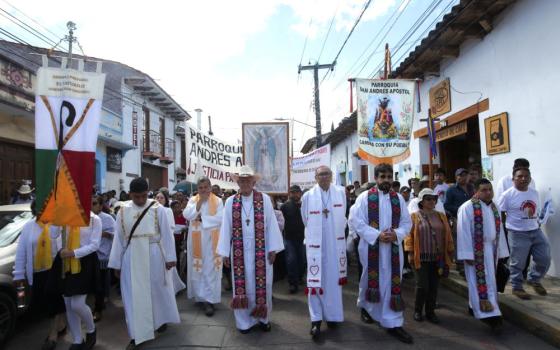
[0,204,33,345]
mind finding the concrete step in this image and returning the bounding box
[442,270,560,348]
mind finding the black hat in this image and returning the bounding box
[130,178,149,193]
[289,185,302,193]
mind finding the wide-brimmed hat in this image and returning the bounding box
[418,188,438,201]
[232,165,262,182]
[17,184,34,194]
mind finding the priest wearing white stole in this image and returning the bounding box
[217,165,284,334]
[301,166,347,340]
[457,178,509,331]
[108,178,180,349]
[183,176,224,317]
[349,163,414,344]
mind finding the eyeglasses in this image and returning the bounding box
[422,196,438,202]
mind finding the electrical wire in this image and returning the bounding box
[0,0,64,41]
[0,7,58,47]
[317,0,340,62]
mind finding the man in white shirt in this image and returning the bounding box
[495,158,536,200]
[497,167,550,300]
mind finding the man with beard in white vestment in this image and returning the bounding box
[183,176,224,317]
[217,165,284,334]
[349,163,413,344]
[457,178,509,332]
[108,178,180,350]
[301,166,348,340]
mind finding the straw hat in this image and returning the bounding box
[232,165,261,182]
[418,188,438,202]
[17,184,34,194]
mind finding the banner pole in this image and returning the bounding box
[428,108,434,189]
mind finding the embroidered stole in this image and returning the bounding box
[304,185,348,296]
[191,193,222,274]
[367,187,404,312]
[231,191,267,318]
[471,198,501,313]
[34,222,53,271]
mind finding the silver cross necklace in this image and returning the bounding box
[241,201,253,226]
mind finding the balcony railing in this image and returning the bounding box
[143,130,161,159]
[160,138,175,164]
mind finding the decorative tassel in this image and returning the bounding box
[230,295,249,310]
[304,287,309,296]
[480,300,494,313]
[311,288,317,295]
[338,277,348,286]
[250,304,268,319]
[390,295,405,312]
[319,288,323,295]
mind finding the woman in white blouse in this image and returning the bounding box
[13,200,66,350]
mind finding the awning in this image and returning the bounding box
[98,136,136,151]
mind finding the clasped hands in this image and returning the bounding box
[378,229,397,243]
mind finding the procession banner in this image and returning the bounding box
[35,63,106,226]
[185,124,243,190]
[356,79,415,165]
[291,144,330,190]
[242,122,289,194]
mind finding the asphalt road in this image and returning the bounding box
[6,269,557,350]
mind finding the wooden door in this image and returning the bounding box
[0,140,34,204]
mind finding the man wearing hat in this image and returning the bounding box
[301,166,348,340]
[108,178,180,349]
[281,184,306,294]
[217,166,284,334]
[13,183,34,204]
[444,168,475,274]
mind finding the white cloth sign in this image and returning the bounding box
[291,145,331,190]
[184,123,243,190]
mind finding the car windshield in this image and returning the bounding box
[0,211,33,248]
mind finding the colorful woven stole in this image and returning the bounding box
[471,198,501,312]
[231,191,267,318]
[367,187,404,311]
[33,222,53,271]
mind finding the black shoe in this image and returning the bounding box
[239,328,251,334]
[413,311,423,322]
[259,322,271,332]
[326,321,339,329]
[289,284,298,294]
[68,342,85,350]
[426,313,440,324]
[310,321,321,340]
[360,308,374,324]
[41,339,56,350]
[387,327,413,344]
[156,324,168,333]
[204,303,215,317]
[126,340,136,350]
[57,326,67,338]
[468,307,474,316]
[85,329,96,349]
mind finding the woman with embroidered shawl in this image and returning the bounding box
[13,200,66,350]
[457,178,509,331]
[405,188,454,324]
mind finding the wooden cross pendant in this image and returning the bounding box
[322,208,330,218]
[245,219,251,226]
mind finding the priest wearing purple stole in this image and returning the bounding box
[217,165,284,333]
[349,163,413,344]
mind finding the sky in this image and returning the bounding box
[0,0,458,154]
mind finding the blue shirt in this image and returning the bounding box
[444,184,473,218]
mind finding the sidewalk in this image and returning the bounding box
[442,271,560,348]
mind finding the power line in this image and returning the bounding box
[0,0,64,41]
[0,7,58,47]
[317,0,340,62]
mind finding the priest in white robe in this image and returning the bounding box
[108,178,180,349]
[349,163,413,344]
[217,165,284,334]
[301,166,347,340]
[183,176,224,317]
[457,178,509,331]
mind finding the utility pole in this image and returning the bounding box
[298,62,335,147]
[65,21,77,67]
[208,115,214,136]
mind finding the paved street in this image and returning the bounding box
[6,268,557,350]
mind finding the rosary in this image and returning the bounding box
[242,202,253,226]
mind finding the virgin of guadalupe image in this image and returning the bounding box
[372,97,398,139]
[253,128,277,189]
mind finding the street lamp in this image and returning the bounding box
[274,117,317,129]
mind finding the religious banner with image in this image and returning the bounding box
[242,122,289,194]
[356,79,416,165]
[35,61,106,226]
[184,123,243,190]
[291,144,331,190]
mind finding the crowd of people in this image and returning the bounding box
[10,157,551,349]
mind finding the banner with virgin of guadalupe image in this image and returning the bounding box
[356,79,415,165]
[35,61,106,226]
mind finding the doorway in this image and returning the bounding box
[438,116,481,179]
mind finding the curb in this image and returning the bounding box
[441,275,560,348]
